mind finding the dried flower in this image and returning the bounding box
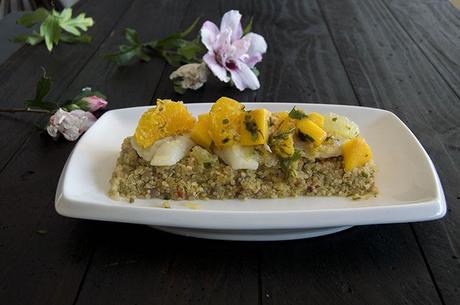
[170,62,209,93]
[46,108,97,141]
[200,10,267,91]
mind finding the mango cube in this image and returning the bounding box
[209,97,245,147]
[342,137,373,172]
[296,118,327,146]
[308,112,324,128]
[240,109,271,145]
[270,117,296,158]
[191,113,212,149]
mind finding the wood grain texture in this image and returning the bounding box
[0,1,459,305]
[0,0,131,171]
[254,0,358,104]
[385,0,460,98]
[318,0,460,304]
[74,2,260,305]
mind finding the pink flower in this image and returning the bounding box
[200,10,267,91]
[82,95,108,112]
[46,108,97,141]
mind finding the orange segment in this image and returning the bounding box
[209,96,245,147]
[134,99,195,148]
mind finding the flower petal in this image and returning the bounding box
[203,53,230,82]
[229,61,260,91]
[244,33,267,56]
[200,21,220,51]
[232,38,251,60]
[220,10,243,41]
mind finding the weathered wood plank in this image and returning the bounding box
[74,2,260,305]
[318,0,460,304]
[386,0,460,98]
[250,1,442,305]
[0,0,132,171]
[262,225,441,305]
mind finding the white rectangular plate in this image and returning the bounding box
[55,103,446,233]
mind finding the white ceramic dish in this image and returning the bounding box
[55,103,446,241]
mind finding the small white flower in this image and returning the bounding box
[46,108,97,141]
[170,62,209,91]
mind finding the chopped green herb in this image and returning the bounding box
[298,131,314,142]
[332,117,337,122]
[279,150,301,177]
[288,107,307,120]
[203,162,212,169]
[222,118,229,124]
[244,114,260,141]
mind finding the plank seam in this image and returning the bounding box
[149,0,193,104]
[381,0,460,101]
[71,246,97,305]
[410,224,447,305]
[0,0,135,177]
[316,0,362,106]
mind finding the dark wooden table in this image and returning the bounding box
[1,1,459,304]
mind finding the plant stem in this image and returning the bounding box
[0,108,51,114]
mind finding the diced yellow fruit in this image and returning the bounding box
[296,118,327,146]
[269,111,289,135]
[209,97,245,147]
[191,113,212,149]
[308,112,324,128]
[134,99,195,148]
[270,117,296,158]
[342,137,373,172]
[240,109,271,146]
[273,134,294,158]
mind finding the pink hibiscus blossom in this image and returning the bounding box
[200,10,267,91]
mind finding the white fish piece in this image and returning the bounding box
[151,135,195,166]
[131,135,195,166]
[130,136,164,161]
[215,144,259,170]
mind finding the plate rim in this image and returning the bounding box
[55,103,447,230]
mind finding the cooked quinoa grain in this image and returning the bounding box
[109,138,378,201]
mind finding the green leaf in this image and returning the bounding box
[161,50,183,66]
[73,89,106,102]
[177,39,205,61]
[60,33,91,43]
[180,17,200,38]
[173,82,186,94]
[105,44,151,65]
[40,15,61,51]
[288,107,307,120]
[12,31,44,45]
[58,11,94,36]
[125,28,141,45]
[34,72,52,102]
[243,16,253,35]
[16,8,49,27]
[25,71,58,111]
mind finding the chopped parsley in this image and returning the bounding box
[332,117,337,122]
[288,107,307,120]
[222,118,229,124]
[279,150,301,176]
[298,131,314,143]
[244,113,261,141]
